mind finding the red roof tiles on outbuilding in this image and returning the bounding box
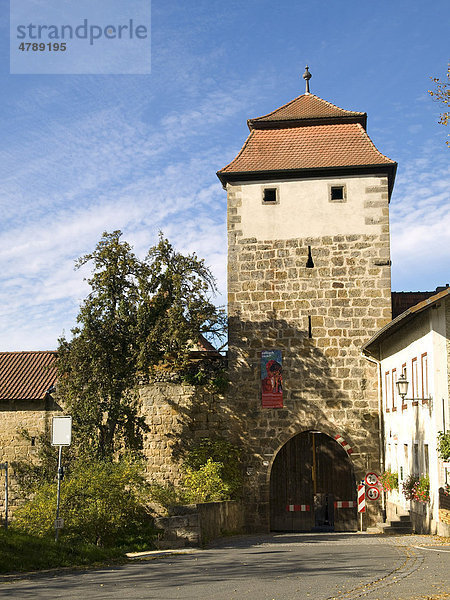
[0,351,57,401]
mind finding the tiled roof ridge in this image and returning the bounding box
[250,93,365,123]
[355,123,395,164]
[0,350,57,355]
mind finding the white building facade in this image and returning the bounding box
[363,288,450,535]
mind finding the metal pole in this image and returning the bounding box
[443,398,446,434]
[4,462,8,531]
[55,445,62,542]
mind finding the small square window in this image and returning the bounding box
[263,188,277,203]
[330,185,345,202]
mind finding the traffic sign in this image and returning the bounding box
[366,486,380,501]
[52,416,72,446]
[365,472,379,486]
[54,518,64,529]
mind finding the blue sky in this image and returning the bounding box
[0,0,449,351]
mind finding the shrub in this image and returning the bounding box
[148,482,188,510]
[183,459,232,503]
[437,432,450,461]
[183,438,243,499]
[14,459,156,548]
[380,470,398,492]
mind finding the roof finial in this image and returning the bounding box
[302,65,312,94]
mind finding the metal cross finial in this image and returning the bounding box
[302,65,312,94]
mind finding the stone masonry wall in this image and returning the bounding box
[0,397,61,517]
[140,382,231,487]
[226,177,392,530]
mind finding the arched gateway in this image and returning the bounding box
[270,431,357,532]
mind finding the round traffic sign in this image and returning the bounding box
[365,472,379,486]
[367,486,380,501]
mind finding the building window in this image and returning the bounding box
[421,353,428,399]
[262,187,278,204]
[412,357,418,403]
[329,184,346,202]
[392,368,397,411]
[424,444,429,474]
[385,371,391,412]
[413,443,419,475]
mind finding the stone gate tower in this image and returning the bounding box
[217,69,397,532]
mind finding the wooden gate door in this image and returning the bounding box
[270,431,357,532]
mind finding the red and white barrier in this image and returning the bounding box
[286,504,310,512]
[334,500,356,509]
[334,434,353,455]
[357,484,366,513]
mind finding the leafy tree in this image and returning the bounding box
[429,64,449,146]
[136,234,226,372]
[56,231,226,461]
[57,231,147,460]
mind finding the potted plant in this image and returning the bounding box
[380,470,398,492]
[402,474,419,500]
[413,474,430,503]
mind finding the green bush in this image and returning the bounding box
[14,459,156,548]
[148,482,188,509]
[183,459,232,503]
[183,438,243,499]
[437,432,450,461]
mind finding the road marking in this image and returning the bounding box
[413,545,450,553]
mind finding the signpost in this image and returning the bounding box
[51,416,72,541]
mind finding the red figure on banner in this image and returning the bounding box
[261,351,283,408]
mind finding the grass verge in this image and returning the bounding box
[0,529,127,574]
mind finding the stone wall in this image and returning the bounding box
[155,501,244,547]
[226,177,392,530]
[140,382,230,487]
[0,396,61,517]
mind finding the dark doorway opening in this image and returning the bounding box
[269,431,357,532]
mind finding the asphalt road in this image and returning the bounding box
[1,533,449,600]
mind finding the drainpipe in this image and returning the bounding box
[361,350,386,522]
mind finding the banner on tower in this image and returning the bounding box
[261,350,283,408]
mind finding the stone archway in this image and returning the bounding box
[269,430,357,532]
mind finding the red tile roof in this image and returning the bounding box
[219,123,395,175]
[363,288,450,359]
[249,93,365,125]
[0,351,57,401]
